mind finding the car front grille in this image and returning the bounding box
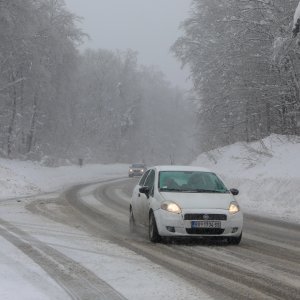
[186,228,225,235]
[184,214,227,221]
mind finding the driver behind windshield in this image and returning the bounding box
[159,171,228,193]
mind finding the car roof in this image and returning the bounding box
[150,165,212,172]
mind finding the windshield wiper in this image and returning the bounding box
[193,189,225,193]
[159,188,185,192]
[159,188,228,193]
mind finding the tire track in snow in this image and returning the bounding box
[61,180,299,300]
[27,178,300,300]
[0,218,126,300]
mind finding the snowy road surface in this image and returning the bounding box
[1,178,300,299]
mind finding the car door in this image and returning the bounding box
[140,169,155,226]
[131,170,150,225]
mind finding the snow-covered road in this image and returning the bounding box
[1,177,299,299]
[0,179,212,300]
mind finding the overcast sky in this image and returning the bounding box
[64,0,192,89]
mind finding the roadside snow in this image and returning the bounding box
[294,1,300,27]
[0,160,128,199]
[192,134,300,224]
[0,235,69,300]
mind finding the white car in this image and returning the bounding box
[129,165,243,244]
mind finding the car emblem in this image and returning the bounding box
[203,214,209,220]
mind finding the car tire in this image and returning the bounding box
[228,232,242,245]
[149,212,161,243]
[129,207,136,233]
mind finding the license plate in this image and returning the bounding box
[191,221,221,228]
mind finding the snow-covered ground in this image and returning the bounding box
[0,133,299,299]
[192,134,300,224]
[0,162,212,299]
[0,160,128,199]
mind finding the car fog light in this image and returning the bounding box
[166,226,175,232]
[232,227,238,233]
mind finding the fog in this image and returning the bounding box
[0,0,196,166]
[64,0,192,89]
[2,0,297,167]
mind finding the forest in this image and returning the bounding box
[0,0,194,165]
[1,0,300,165]
[172,0,300,152]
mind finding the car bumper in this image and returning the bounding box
[129,171,144,177]
[154,208,243,237]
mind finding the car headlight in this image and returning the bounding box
[161,201,182,214]
[129,169,133,172]
[229,201,240,214]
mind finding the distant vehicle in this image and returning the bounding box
[129,165,243,244]
[128,163,147,177]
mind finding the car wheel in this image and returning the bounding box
[129,207,136,233]
[149,212,161,243]
[228,232,242,245]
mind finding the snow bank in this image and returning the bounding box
[0,159,128,200]
[192,134,300,224]
[294,1,300,26]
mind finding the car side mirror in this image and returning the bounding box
[230,188,239,196]
[139,186,150,197]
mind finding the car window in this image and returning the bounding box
[139,170,150,186]
[144,170,155,188]
[132,164,145,168]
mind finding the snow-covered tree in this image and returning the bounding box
[172,0,300,152]
[0,0,195,165]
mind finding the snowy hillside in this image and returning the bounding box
[192,134,300,224]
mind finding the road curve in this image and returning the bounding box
[16,178,300,300]
[61,178,300,300]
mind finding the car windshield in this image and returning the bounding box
[158,171,229,193]
[131,164,145,168]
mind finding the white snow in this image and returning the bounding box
[192,134,300,224]
[0,160,128,199]
[0,133,299,299]
[0,161,212,299]
[294,1,300,27]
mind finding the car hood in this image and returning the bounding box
[160,192,234,210]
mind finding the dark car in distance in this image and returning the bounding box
[128,163,147,177]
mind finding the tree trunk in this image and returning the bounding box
[7,78,17,157]
[27,92,38,153]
